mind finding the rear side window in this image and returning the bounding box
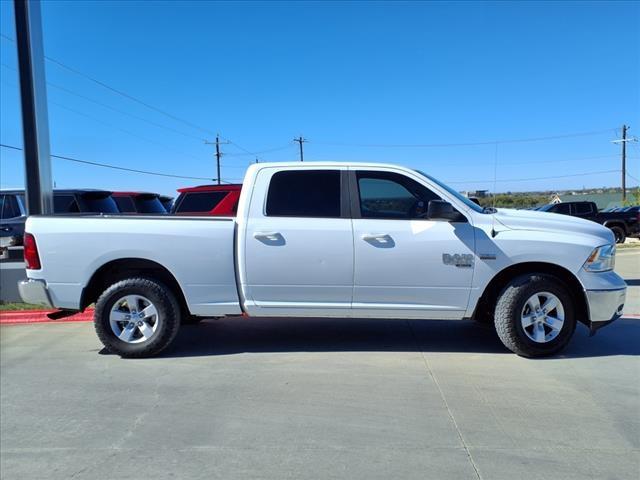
[0,195,22,220]
[135,196,166,213]
[53,195,80,213]
[573,203,593,215]
[114,196,136,213]
[82,194,119,213]
[175,192,228,213]
[266,170,341,217]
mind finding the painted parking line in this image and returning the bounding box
[0,309,94,325]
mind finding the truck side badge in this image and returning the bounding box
[442,253,474,268]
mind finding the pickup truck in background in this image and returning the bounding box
[19,162,626,358]
[537,201,640,243]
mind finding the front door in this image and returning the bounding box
[242,168,353,317]
[350,169,475,319]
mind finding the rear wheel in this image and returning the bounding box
[610,225,626,244]
[94,277,181,358]
[494,274,576,357]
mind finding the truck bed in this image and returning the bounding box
[25,215,242,316]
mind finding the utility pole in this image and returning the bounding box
[14,0,53,214]
[612,125,637,203]
[294,136,306,162]
[205,135,229,184]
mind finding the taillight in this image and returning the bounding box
[23,233,41,270]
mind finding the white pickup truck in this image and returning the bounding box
[19,162,626,358]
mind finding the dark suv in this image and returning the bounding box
[0,189,119,248]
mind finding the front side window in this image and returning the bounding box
[550,203,570,215]
[266,170,341,217]
[573,203,593,215]
[356,171,440,219]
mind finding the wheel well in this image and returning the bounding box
[80,258,189,315]
[474,262,588,324]
[603,221,625,232]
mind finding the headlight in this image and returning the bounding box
[583,244,616,272]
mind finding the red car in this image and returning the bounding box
[171,184,242,216]
[112,192,169,214]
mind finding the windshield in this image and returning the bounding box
[415,170,485,213]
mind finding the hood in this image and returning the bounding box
[493,208,614,245]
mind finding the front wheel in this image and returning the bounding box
[610,226,626,244]
[494,274,576,358]
[94,277,181,358]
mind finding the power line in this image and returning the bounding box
[446,169,620,184]
[1,62,205,142]
[0,143,215,181]
[0,33,217,137]
[0,75,203,161]
[311,128,615,149]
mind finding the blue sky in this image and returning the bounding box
[1,0,639,195]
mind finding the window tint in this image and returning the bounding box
[266,170,341,217]
[356,171,440,219]
[176,191,228,213]
[135,196,166,213]
[114,196,136,212]
[82,194,119,213]
[0,195,21,220]
[573,203,593,215]
[54,195,80,213]
[550,203,570,214]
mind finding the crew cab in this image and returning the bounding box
[538,201,640,243]
[19,162,627,358]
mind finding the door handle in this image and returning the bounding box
[0,227,11,232]
[361,233,391,243]
[254,231,282,241]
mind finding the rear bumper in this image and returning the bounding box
[585,287,626,334]
[18,279,54,308]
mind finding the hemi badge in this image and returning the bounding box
[479,254,497,260]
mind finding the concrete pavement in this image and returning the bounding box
[1,250,638,479]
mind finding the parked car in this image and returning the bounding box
[171,184,242,216]
[112,192,168,214]
[158,195,174,212]
[537,201,640,243]
[20,162,626,359]
[0,189,119,246]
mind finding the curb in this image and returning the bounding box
[0,309,94,325]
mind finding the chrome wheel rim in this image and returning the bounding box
[109,294,160,344]
[521,292,565,343]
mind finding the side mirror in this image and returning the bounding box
[427,200,461,221]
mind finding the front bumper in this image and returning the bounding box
[18,279,54,308]
[585,287,626,334]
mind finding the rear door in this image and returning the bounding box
[242,168,353,316]
[0,194,26,246]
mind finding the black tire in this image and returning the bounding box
[94,277,181,358]
[610,226,626,244]
[494,274,576,358]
